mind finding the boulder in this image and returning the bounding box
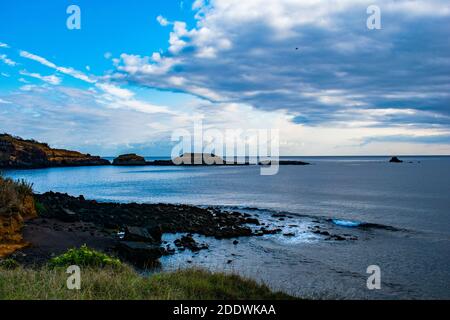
[116,241,164,266]
[174,234,209,252]
[389,156,403,163]
[112,154,146,166]
[123,226,162,243]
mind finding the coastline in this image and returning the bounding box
[9,190,364,272]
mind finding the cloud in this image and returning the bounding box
[20,50,96,83]
[95,82,134,99]
[19,70,61,85]
[0,98,12,104]
[157,15,169,26]
[113,0,450,136]
[18,49,174,116]
[0,42,9,48]
[0,54,17,66]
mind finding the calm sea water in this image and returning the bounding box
[4,156,450,299]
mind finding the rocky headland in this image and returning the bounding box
[0,134,110,169]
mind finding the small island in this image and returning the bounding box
[389,156,403,163]
[112,154,146,166]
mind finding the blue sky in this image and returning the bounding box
[0,0,449,156]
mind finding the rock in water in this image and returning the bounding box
[116,241,164,266]
[389,156,403,163]
[0,134,110,168]
[174,234,209,252]
[123,226,162,243]
[112,154,147,166]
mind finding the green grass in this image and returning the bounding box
[0,266,295,300]
[0,246,295,300]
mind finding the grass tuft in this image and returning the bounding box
[49,245,122,269]
[0,173,33,217]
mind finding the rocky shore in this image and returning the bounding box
[10,192,286,267]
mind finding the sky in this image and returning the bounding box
[0,0,449,156]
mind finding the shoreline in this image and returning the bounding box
[10,191,367,269]
[11,191,269,267]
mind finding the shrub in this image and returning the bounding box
[0,174,33,217]
[49,245,122,269]
[0,258,19,270]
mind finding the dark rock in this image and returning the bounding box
[112,154,146,166]
[283,233,295,237]
[233,240,239,245]
[124,226,157,243]
[116,241,164,266]
[244,218,260,225]
[259,228,282,235]
[389,156,403,163]
[60,208,79,223]
[147,225,163,242]
[174,234,208,252]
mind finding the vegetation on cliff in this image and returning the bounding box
[0,174,36,257]
[0,133,110,168]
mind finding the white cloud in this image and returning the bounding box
[20,50,96,83]
[157,15,169,26]
[0,98,12,104]
[19,51,56,68]
[95,83,134,100]
[18,49,174,116]
[0,54,16,66]
[0,42,9,48]
[20,70,62,85]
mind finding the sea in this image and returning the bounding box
[4,156,450,299]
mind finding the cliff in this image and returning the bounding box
[0,134,110,168]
